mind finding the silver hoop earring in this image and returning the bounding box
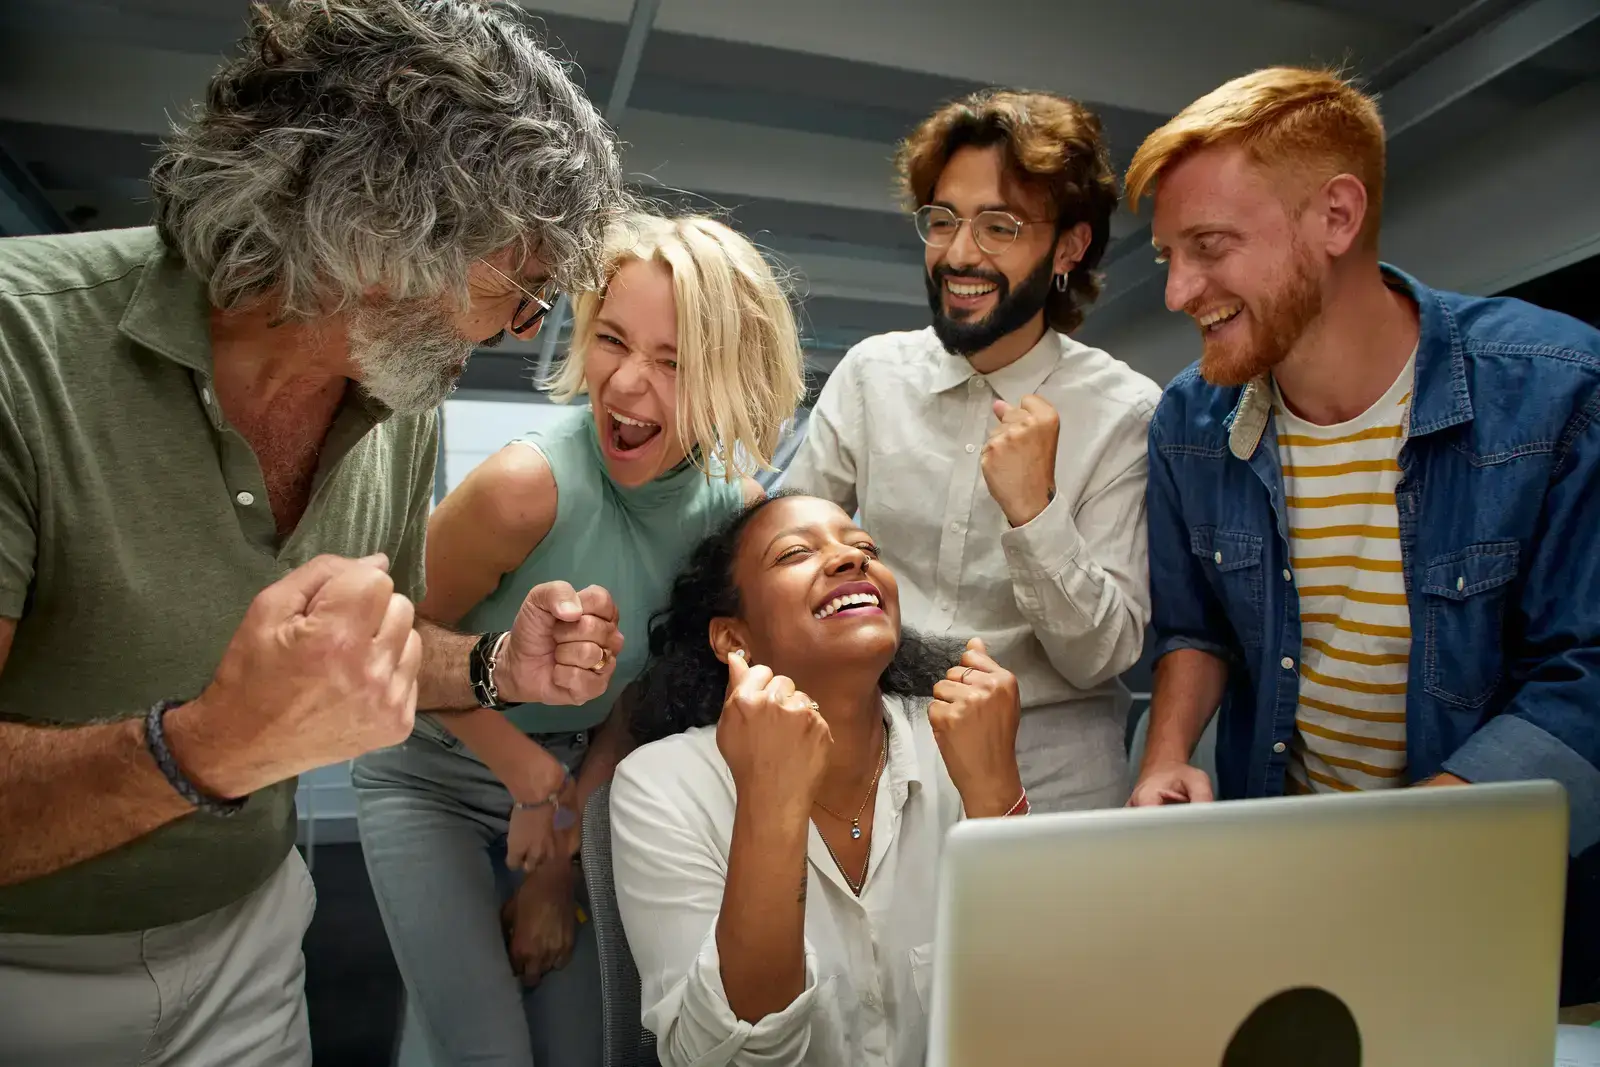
[1053,272,1068,292]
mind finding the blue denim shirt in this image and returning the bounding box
[1147,266,1600,856]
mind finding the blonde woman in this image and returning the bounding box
[353,214,806,1067]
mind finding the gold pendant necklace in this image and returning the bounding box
[814,722,888,894]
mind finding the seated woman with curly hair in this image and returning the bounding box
[611,492,1031,1066]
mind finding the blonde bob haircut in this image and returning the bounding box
[1126,67,1387,247]
[545,214,807,479]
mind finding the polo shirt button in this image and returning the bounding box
[1273,741,1287,754]
[1281,656,1295,671]
[235,491,255,507]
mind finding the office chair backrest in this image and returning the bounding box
[583,781,661,1067]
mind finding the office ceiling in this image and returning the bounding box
[1,0,1596,395]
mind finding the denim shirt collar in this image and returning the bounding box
[1225,264,1473,460]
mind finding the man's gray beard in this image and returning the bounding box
[347,299,474,414]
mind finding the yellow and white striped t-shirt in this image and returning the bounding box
[1275,356,1415,794]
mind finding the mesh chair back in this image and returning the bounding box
[583,782,660,1067]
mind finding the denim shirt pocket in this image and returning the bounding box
[1421,541,1520,708]
[1190,527,1266,654]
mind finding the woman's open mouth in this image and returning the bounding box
[813,581,884,620]
[604,406,662,457]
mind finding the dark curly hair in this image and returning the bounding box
[629,492,965,746]
[895,88,1119,334]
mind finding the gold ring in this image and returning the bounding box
[807,700,820,712]
[589,648,610,673]
[960,666,975,685]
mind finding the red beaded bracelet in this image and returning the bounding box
[1003,790,1031,817]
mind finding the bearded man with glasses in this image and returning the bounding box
[783,89,1161,812]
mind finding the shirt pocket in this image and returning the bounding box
[1421,541,1520,708]
[910,941,935,1011]
[1189,527,1266,654]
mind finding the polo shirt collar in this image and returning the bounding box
[117,240,396,425]
[119,242,214,375]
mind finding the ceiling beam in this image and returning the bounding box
[1382,0,1600,137]
[521,0,1410,118]
[536,0,660,383]
[1087,0,1600,320]
[0,37,908,220]
[604,0,660,123]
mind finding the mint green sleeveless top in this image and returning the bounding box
[459,407,746,734]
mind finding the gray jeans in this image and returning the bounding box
[0,848,315,1067]
[352,720,602,1067]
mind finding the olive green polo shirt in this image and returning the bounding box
[0,227,437,935]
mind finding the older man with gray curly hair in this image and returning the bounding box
[0,1,626,1063]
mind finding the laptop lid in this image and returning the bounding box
[930,782,1567,1067]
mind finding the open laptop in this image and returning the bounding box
[929,781,1568,1067]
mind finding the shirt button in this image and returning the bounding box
[864,991,879,1008]
[965,443,976,453]
[1281,656,1295,671]
[235,491,256,507]
[1282,568,1292,582]
[1273,741,1287,754]
[200,387,213,406]
[1214,551,1223,564]
[950,522,960,532]
[1456,576,1465,592]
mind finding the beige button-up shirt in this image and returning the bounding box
[783,327,1160,806]
[611,695,960,1067]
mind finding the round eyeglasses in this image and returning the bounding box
[479,260,560,336]
[913,204,1054,256]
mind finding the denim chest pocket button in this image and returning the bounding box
[1421,540,1520,708]
[1190,527,1264,573]
[1190,526,1267,651]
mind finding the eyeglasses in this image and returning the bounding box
[913,204,1054,256]
[479,260,559,335]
